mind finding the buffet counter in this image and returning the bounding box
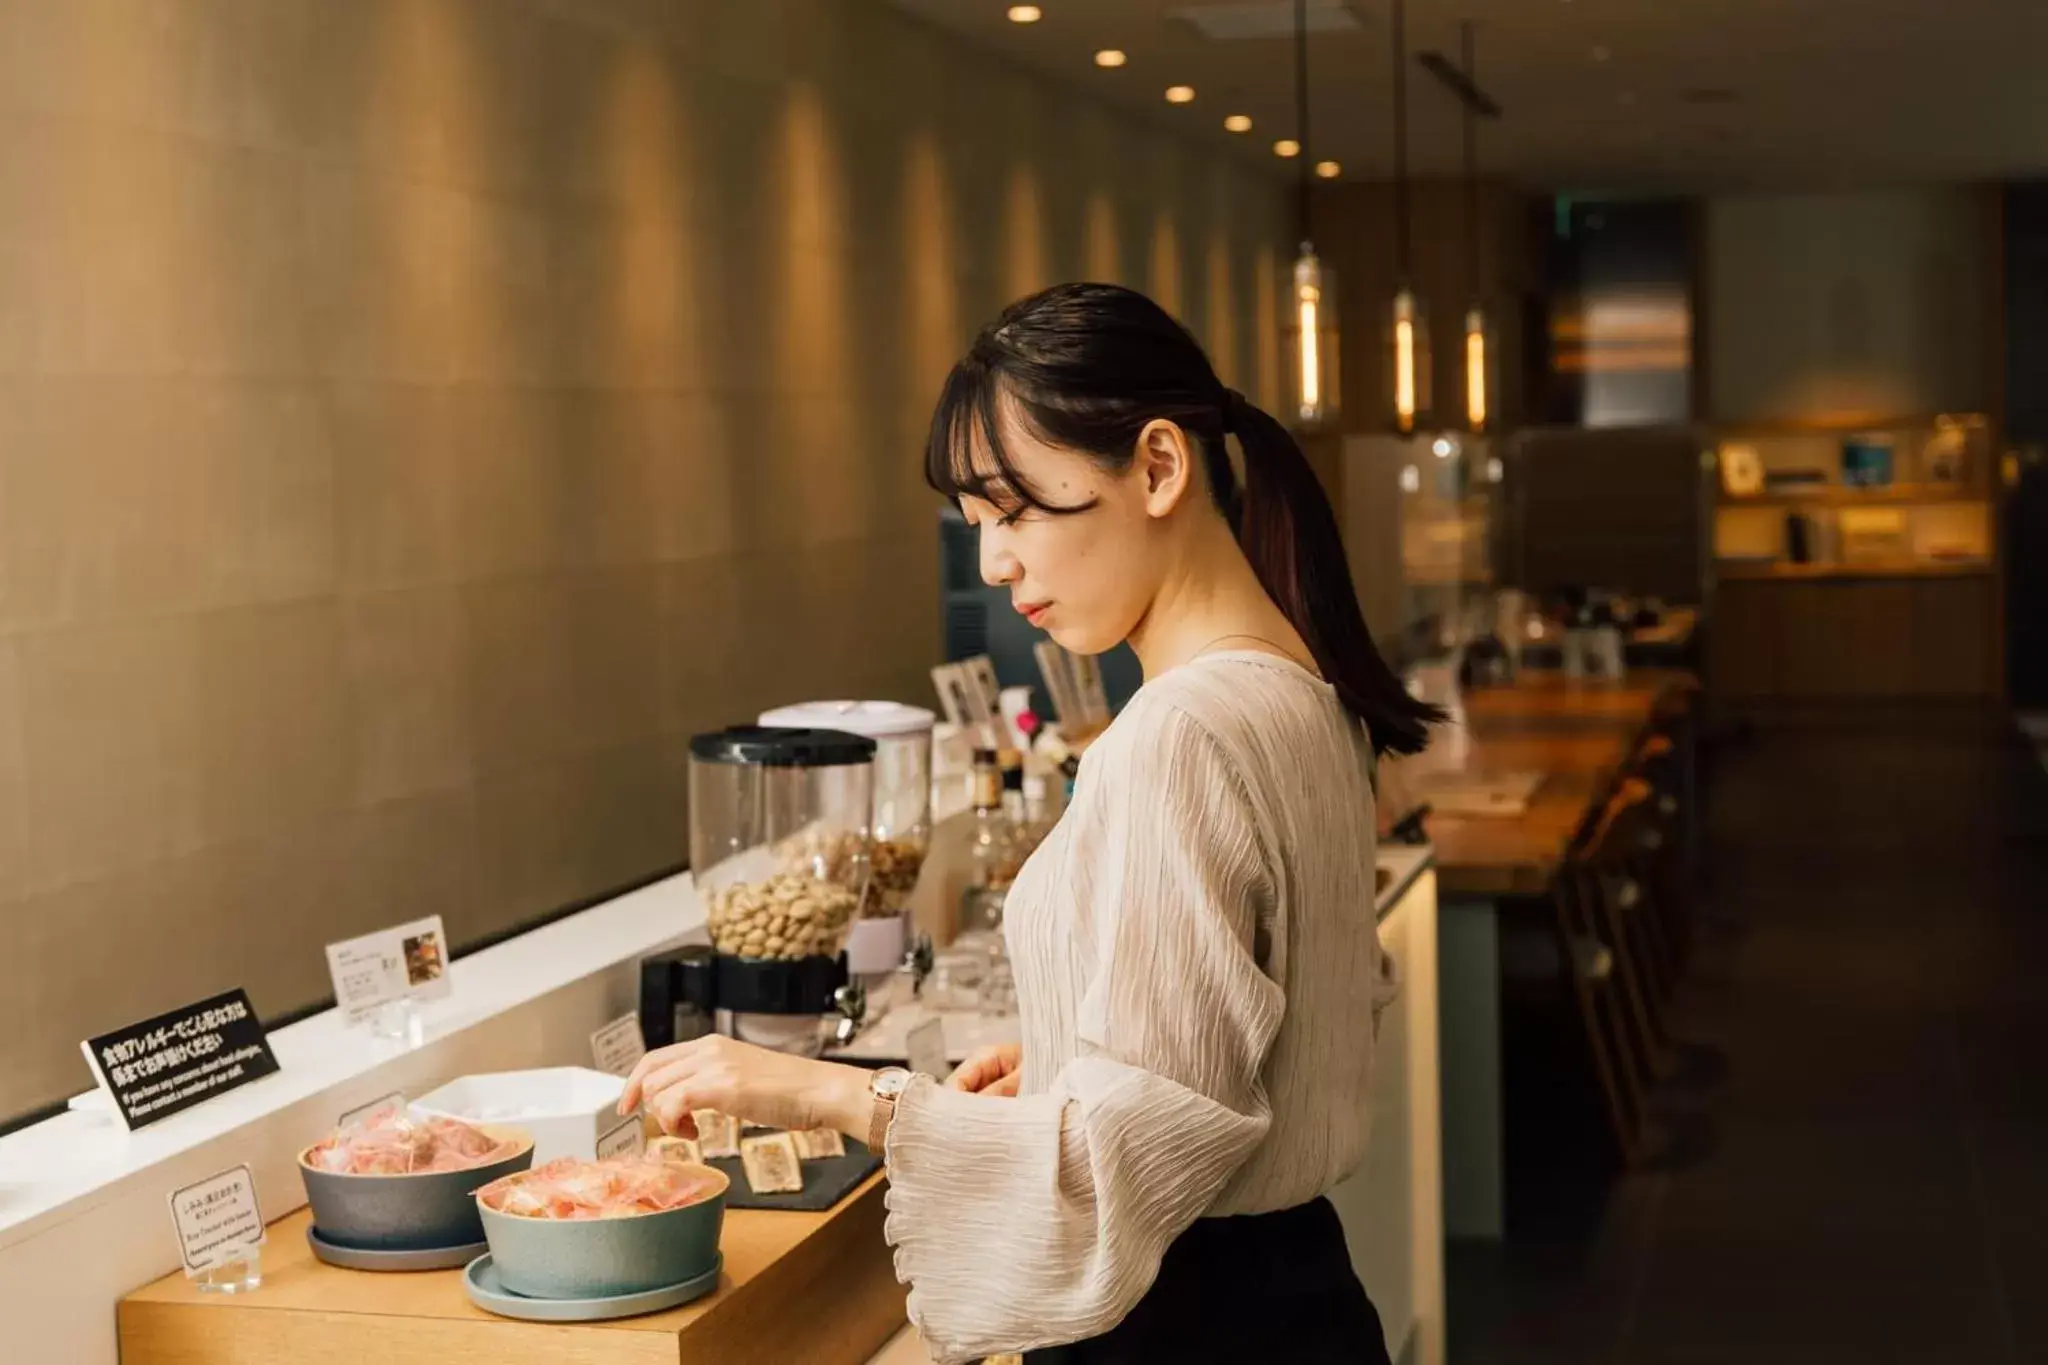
[7,842,1442,1365]
[120,1182,902,1365]
[1,865,911,1365]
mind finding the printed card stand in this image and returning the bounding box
[325,915,453,1044]
[82,988,281,1132]
[590,1012,647,1078]
[596,1112,646,1160]
[1034,642,1085,729]
[168,1164,266,1294]
[961,656,1004,733]
[1067,652,1112,727]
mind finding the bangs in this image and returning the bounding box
[923,363,1086,515]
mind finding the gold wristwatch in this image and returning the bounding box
[868,1067,911,1154]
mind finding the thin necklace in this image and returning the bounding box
[1189,632,1319,676]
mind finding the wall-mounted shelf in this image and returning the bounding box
[1717,485,1990,509]
[1713,558,1994,582]
[1715,414,1979,436]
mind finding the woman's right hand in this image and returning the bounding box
[948,1043,1023,1096]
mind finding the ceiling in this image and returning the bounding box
[887,0,2048,190]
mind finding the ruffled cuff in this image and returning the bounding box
[881,1074,1069,1364]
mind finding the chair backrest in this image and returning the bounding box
[1581,778,1658,866]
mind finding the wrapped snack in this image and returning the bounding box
[693,1110,741,1158]
[477,1154,725,1220]
[792,1127,845,1161]
[648,1135,702,1166]
[739,1133,803,1194]
[305,1107,521,1176]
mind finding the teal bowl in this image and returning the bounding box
[477,1163,728,1299]
[299,1126,534,1251]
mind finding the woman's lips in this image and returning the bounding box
[1017,600,1052,627]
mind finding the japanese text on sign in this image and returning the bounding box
[83,987,281,1131]
[167,1165,265,1275]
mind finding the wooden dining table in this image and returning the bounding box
[1387,669,1697,897]
[1384,667,1699,1241]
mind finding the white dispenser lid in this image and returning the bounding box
[757,699,937,739]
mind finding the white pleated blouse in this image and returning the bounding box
[882,651,1393,1364]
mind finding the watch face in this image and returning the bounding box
[874,1068,912,1097]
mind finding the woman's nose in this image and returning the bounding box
[979,528,1020,587]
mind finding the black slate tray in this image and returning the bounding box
[707,1136,883,1212]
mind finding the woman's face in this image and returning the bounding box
[958,414,1193,657]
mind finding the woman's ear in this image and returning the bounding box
[1134,419,1195,519]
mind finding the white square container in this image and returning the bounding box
[413,1067,627,1165]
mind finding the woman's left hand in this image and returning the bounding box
[618,1035,873,1140]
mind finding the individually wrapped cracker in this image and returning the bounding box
[648,1135,702,1166]
[739,1132,803,1194]
[792,1127,845,1161]
[693,1109,740,1158]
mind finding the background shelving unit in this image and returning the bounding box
[1707,415,2004,700]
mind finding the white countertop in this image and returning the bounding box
[832,846,1436,1067]
[0,871,705,1251]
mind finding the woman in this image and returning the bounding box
[620,282,1439,1363]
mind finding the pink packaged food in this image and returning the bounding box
[477,1155,725,1220]
[305,1106,522,1176]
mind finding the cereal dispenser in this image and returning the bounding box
[686,726,876,1055]
[756,701,934,977]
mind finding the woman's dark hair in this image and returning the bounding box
[925,281,1440,758]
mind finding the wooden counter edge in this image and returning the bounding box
[677,1171,907,1365]
[118,1176,907,1365]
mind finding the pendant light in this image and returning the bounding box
[1285,0,1339,428]
[1459,21,1491,432]
[1387,0,1429,434]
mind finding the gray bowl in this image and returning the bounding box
[477,1163,728,1299]
[299,1125,534,1251]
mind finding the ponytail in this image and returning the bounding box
[1223,391,1441,756]
[925,281,1441,758]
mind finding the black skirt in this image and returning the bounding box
[1022,1198,1391,1365]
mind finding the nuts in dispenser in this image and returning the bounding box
[706,872,860,961]
[754,702,935,922]
[864,837,926,917]
[771,826,868,884]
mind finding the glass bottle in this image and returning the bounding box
[962,748,1018,940]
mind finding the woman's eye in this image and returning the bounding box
[997,508,1029,527]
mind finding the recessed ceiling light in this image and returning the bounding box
[1006,4,1042,22]
[1590,44,1611,62]
[1224,113,1253,133]
[1273,138,1300,158]
[1094,48,1127,68]
[1165,85,1196,104]
[1315,159,1341,179]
